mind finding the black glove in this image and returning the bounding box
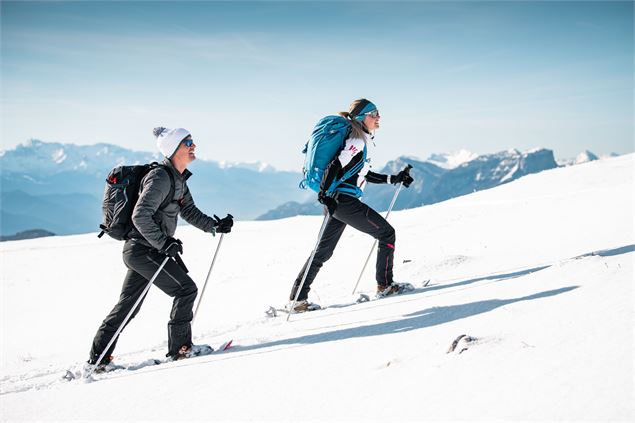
[160,237,183,258]
[392,165,414,188]
[318,191,337,215]
[213,214,234,234]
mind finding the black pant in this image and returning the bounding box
[89,241,198,363]
[290,195,395,301]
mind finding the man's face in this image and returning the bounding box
[173,137,196,164]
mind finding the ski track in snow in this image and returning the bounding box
[1,246,625,395]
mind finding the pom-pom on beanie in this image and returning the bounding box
[153,127,191,158]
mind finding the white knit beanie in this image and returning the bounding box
[153,127,191,158]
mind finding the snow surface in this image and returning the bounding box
[1,154,633,422]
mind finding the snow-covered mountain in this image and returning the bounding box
[0,139,161,175]
[555,149,621,167]
[217,160,278,173]
[0,140,621,236]
[0,140,310,236]
[1,154,632,421]
[574,149,600,164]
[557,149,600,166]
[0,139,279,175]
[259,148,559,220]
[424,149,479,169]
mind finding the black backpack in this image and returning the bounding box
[98,162,175,240]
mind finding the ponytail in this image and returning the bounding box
[338,111,367,140]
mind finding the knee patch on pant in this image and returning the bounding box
[180,285,198,298]
[380,225,395,244]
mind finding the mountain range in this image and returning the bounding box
[0,140,310,237]
[257,148,560,220]
[0,140,613,237]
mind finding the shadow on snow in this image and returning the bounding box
[572,244,634,259]
[105,243,634,379]
[411,243,633,296]
[238,286,579,352]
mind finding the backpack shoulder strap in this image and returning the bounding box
[158,165,175,210]
[147,163,176,210]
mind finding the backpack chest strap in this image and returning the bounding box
[327,145,367,197]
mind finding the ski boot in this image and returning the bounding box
[376,282,415,298]
[172,344,214,361]
[285,299,321,313]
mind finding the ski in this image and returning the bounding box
[63,339,233,381]
[265,304,321,318]
[356,280,425,303]
[218,339,233,351]
[265,280,431,318]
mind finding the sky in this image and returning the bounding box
[1,0,633,171]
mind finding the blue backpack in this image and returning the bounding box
[300,115,366,197]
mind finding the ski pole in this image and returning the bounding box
[351,165,411,294]
[192,232,225,327]
[287,213,330,322]
[350,185,401,294]
[87,255,171,378]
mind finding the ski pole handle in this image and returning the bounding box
[174,254,189,274]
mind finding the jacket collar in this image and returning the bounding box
[162,158,192,181]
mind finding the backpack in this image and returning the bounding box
[98,162,175,240]
[299,115,366,197]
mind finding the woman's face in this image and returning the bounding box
[362,110,381,131]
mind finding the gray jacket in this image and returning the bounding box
[130,158,216,250]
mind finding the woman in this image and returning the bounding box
[288,99,414,312]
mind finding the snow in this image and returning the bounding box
[426,149,478,169]
[51,148,67,164]
[1,154,633,421]
[218,160,277,172]
[524,147,545,154]
[558,150,604,166]
[575,150,599,164]
[498,160,519,183]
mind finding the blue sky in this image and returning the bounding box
[1,1,633,170]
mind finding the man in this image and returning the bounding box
[88,126,233,368]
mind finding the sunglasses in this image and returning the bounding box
[182,138,194,147]
[363,110,380,118]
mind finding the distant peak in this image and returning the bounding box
[218,160,276,172]
[575,150,599,164]
[557,150,602,167]
[52,148,67,164]
[23,139,43,148]
[426,149,478,169]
